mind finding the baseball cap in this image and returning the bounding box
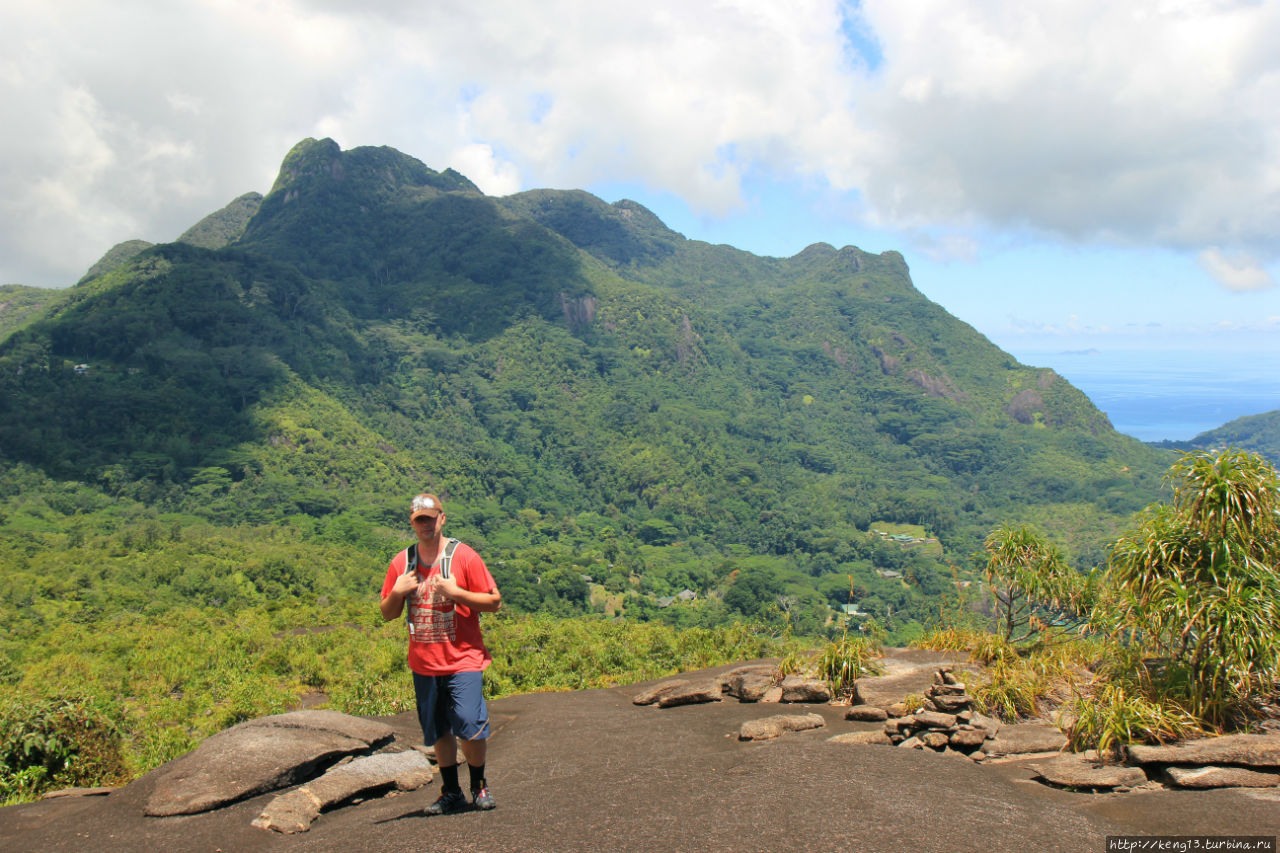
[410,493,443,520]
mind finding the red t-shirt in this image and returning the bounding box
[380,539,496,676]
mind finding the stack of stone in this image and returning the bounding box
[881,667,999,759]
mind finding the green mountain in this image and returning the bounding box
[0,138,1175,638]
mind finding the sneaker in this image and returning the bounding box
[425,789,468,815]
[471,785,495,810]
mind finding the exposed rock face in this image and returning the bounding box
[739,713,826,741]
[1127,734,1280,768]
[145,711,394,817]
[252,750,435,833]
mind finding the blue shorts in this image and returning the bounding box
[412,671,490,743]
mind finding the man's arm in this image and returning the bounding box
[433,576,502,612]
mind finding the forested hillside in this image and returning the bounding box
[0,138,1175,644]
[1153,409,1280,466]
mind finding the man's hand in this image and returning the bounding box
[391,570,420,598]
[432,574,463,602]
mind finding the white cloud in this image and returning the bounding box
[1198,248,1277,292]
[448,143,522,197]
[2,0,1280,290]
[847,1,1280,255]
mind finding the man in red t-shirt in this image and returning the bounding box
[381,493,502,814]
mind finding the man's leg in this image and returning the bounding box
[414,674,467,815]
[457,736,486,768]
[448,673,494,809]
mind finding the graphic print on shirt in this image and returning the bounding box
[407,573,456,644]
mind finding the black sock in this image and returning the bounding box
[469,763,486,791]
[440,763,460,793]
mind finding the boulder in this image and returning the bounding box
[721,666,777,702]
[738,713,826,741]
[981,723,1067,757]
[1163,766,1280,790]
[845,706,889,723]
[145,712,394,817]
[1030,754,1148,790]
[252,750,435,833]
[656,681,724,708]
[633,679,690,706]
[780,676,831,704]
[1127,733,1280,768]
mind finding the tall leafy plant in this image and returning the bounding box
[1098,448,1280,727]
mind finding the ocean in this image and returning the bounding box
[1007,348,1280,443]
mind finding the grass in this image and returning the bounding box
[1065,681,1203,758]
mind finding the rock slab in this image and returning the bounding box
[1031,754,1149,790]
[252,750,435,833]
[981,723,1067,757]
[657,681,724,708]
[828,730,893,746]
[1127,733,1280,768]
[145,711,394,817]
[739,713,826,741]
[1163,765,1280,789]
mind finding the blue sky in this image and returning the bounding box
[2,0,1278,401]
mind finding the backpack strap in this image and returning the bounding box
[403,544,418,629]
[403,539,461,627]
[439,538,459,579]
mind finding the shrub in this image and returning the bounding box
[0,697,128,803]
[1096,449,1280,727]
